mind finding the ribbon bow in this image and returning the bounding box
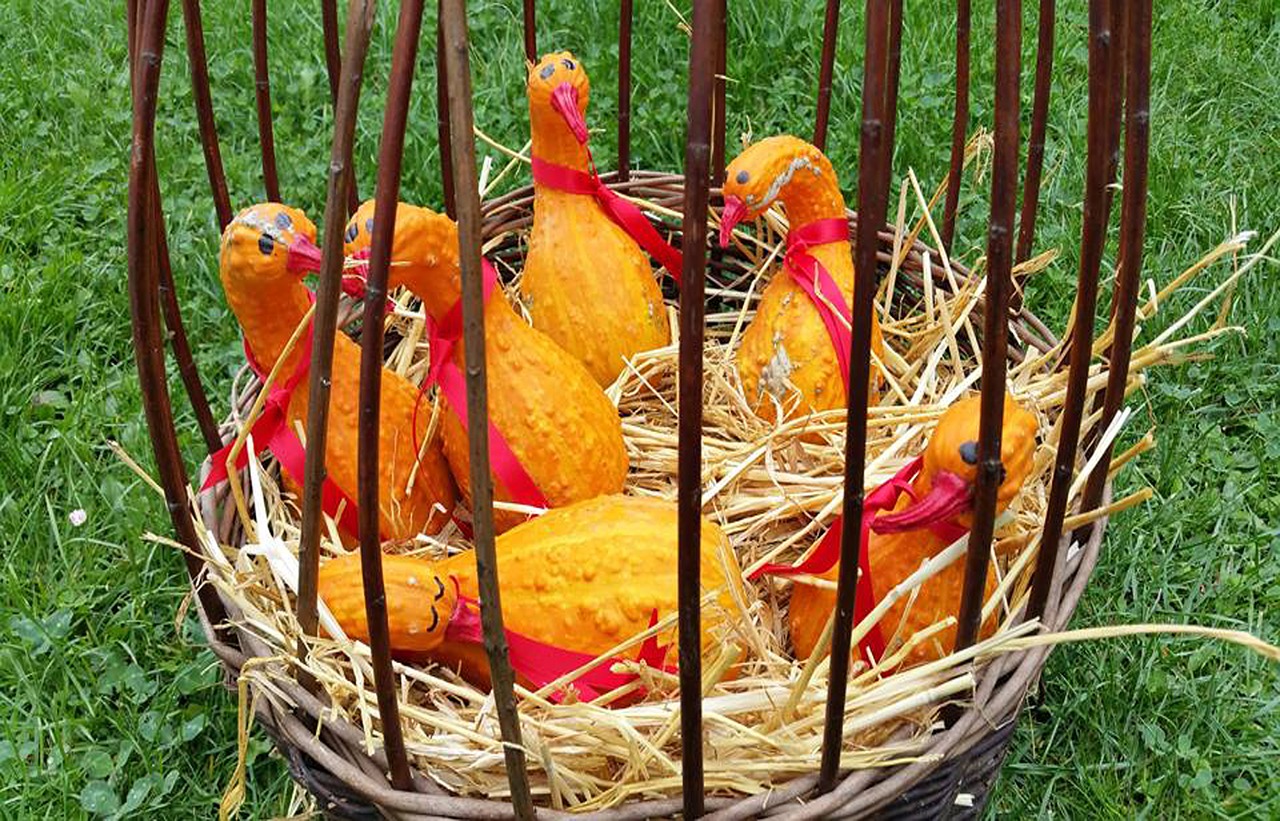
[444,582,675,703]
[749,456,967,664]
[783,218,856,393]
[531,156,684,283]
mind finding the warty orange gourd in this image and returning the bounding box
[788,393,1038,668]
[719,135,885,428]
[343,200,628,533]
[318,494,748,691]
[216,203,456,539]
[520,51,670,386]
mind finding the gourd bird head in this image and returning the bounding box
[873,393,1039,533]
[413,571,457,653]
[719,135,842,248]
[342,200,463,321]
[528,51,591,150]
[219,203,321,287]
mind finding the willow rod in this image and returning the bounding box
[941,0,970,250]
[1027,0,1116,621]
[1078,0,1152,545]
[953,0,1022,654]
[677,0,721,812]
[617,0,633,181]
[295,0,378,666]
[179,0,232,229]
[354,0,428,791]
[251,0,281,202]
[440,0,535,815]
[818,0,893,795]
[1015,0,1056,267]
[126,0,234,643]
[812,0,841,151]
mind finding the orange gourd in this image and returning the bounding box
[520,51,670,386]
[789,393,1038,668]
[217,203,456,538]
[719,135,885,427]
[318,495,747,690]
[343,201,628,533]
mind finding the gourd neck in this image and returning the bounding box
[223,276,314,372]
[530,108,591,171]
[778,179,848,232]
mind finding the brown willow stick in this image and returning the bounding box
[710,0,728,187]
[354,0,427,792]
[251,0,282,202]
[877,0,902,198]
[1077,0,1151,545]
[818,0,892,796]
[812,0,841,151]
[1027,0,1115,621]
[295,0,377,672]
[320,0,361,213]
[179,0,232,229]
[126,0,233,643]
[436,0,456,218]
[677,0,720,813]
[941,0,970,251]
[953,0,1021,654]
[1015,0,1056,267]
[617,0,633,181]
[1101,0,1127,228]
[522,0,536,62]
[439,1,535,816]
[152,189,223,455]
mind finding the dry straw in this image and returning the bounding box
[126,163,1280,811]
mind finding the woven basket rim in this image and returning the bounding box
[191,173,1104,820]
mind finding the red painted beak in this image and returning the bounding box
[285,234,323,274]
[550,82,589,144]
[719,195,749,248]
[870,470,971,534]
[341,247,371,300]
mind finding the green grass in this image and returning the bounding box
[0,0,1276,817]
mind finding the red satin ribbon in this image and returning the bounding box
[445,585,674,703]
[749,456,968,664]
[784,218,855,392]
[203,322,364,538]
[419,259,549,511]
[531,156,684,283]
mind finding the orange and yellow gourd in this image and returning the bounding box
[520,51,670,386]
[720,136,885,426]
[318,494,747,690]
[216,203,456,539]
[343,200,628,533]
[788,393,1038,668]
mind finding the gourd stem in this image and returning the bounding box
[440,1,536,816]
[953,0,1022,656]
[817,0,895,796]
[356,0,427,792]
[295,0,377,688]
[1027,0,1115,623]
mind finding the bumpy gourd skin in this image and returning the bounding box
[521,51,669,386]
[217,203,456,539]
[318,495,748,691]
[722,136,885,427]
[789,393,1038,668]
[344,201,628,533]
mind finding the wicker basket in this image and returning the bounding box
[193,177,1106,819]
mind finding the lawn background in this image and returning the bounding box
[1,0,1277,817]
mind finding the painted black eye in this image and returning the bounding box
[539,63,556,80]
[735,170,749,184]
[433,577,445,600]
[959,440,979,465]
[562,58,575,70]
[274,211,292,230]
[257,234,274,256]
[344,222,358,243]
[365,218,375,233]
[427,606,439,632]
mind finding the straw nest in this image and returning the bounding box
[145,162,1280,813]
